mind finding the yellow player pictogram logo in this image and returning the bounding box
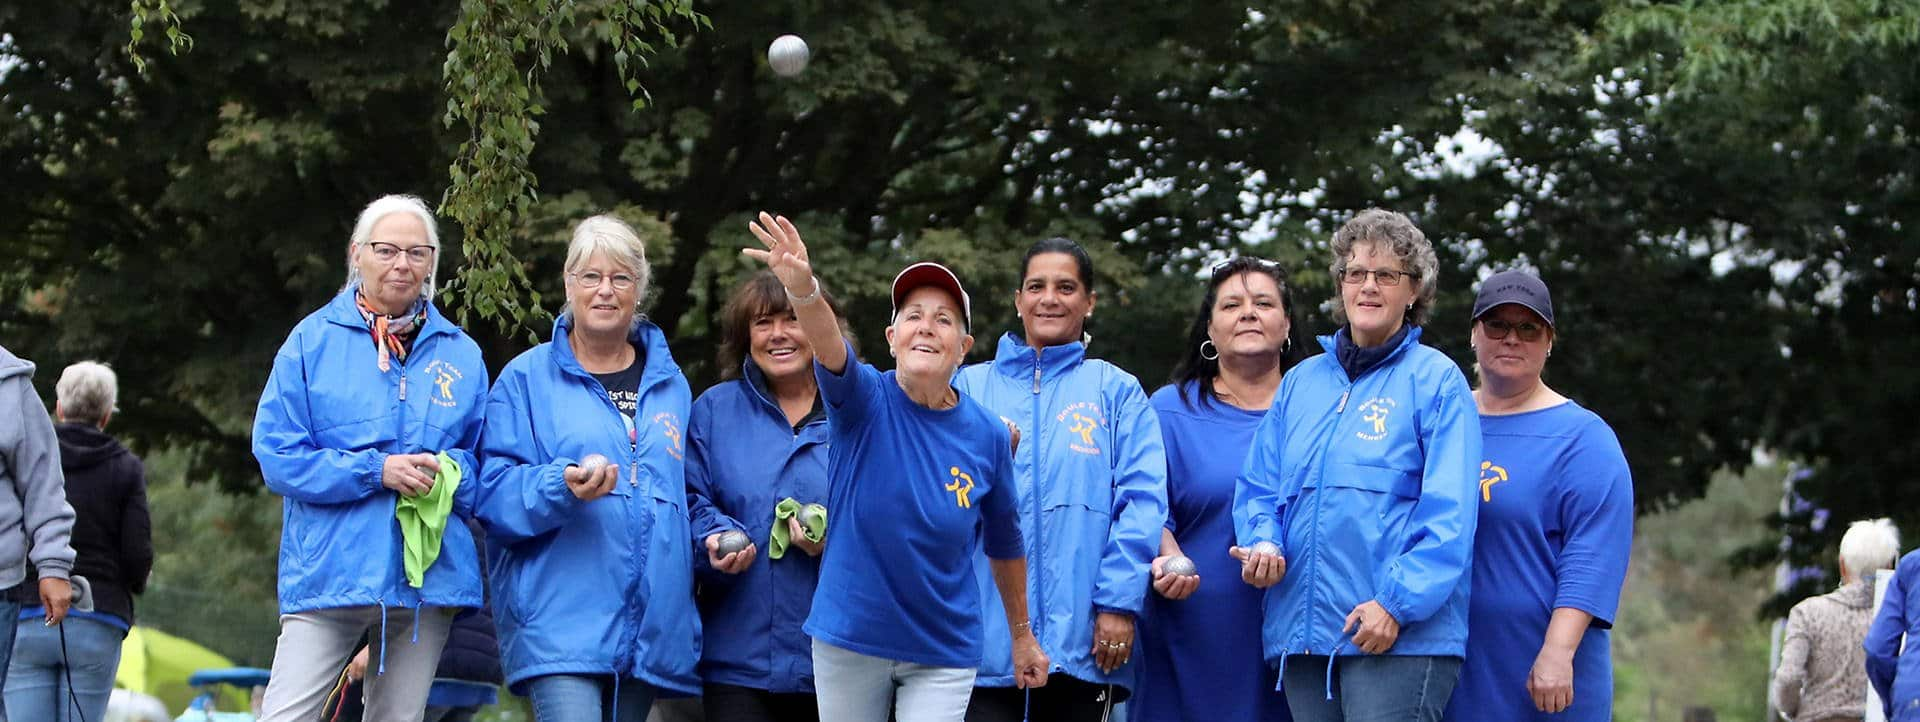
[946,466,974,509]
[1355,397,1397,441]
[1068,413,1097,446]
[422,360,465,408]
[1479,460,1509,502]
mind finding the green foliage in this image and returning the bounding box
[138,448,283,665]
[126,0,193,73]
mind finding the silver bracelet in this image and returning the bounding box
[786,276,821,306]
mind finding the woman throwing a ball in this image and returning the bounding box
[476,214,701,720]
[743,213,1047,722]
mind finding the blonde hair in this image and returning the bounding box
[563,214,653,311]
[56,361,117,425]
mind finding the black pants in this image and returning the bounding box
[701,682,820,722]
[964,676,1124,722]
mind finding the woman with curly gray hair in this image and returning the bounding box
[1234,209,1480,721]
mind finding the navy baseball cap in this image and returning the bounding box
[1472,270,1555,327]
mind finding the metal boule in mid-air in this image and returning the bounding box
[768,34,810,77]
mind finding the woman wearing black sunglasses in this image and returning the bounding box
[1440,270,1634,722]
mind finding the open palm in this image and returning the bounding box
[743,212,813,292]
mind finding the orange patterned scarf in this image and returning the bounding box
[355,293,427,371]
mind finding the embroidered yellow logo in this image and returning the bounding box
[946,467,975,509]
[653,412,685,461]
[422,360,464,408]
[1479,460,1509,502]
[1056,402,1106,456]
[1355,397,1397,441]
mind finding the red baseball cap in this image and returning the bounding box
[890,262,972,332]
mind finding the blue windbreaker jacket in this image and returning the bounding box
[1867,549,1920,721]
[475,314,700,696]
[685,365,830,694]
[954,334,1169,692]
[1235,327,1481,671]
[252,288,487,615]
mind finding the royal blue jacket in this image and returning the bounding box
[1236,327,1480,669]
[954,334,1169,692]
[685,365,830,694]
[1868,549,1920,721]
[252,288,487,615]
[475,314,700,696]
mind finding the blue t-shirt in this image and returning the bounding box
[1443,401,1634,722]
[802,343,1023,669]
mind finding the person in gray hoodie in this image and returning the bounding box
[0,343,79,702]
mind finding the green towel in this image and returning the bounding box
[396,452,460,588]
[769,498,827,560]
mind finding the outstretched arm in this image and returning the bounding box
[745,213,847,374]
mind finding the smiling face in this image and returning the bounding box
[749,308,816,385]
[566,250,640,340]
[1472,304,1555,386]
[886,285,974,380]
[1340,242,1419,347]
[1208,270,1290,362]
[1016,252,1095,349]
[351,212,434,316]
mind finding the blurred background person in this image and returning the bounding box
[1442,271,1634,722]
[956,238,1167,722]
[5,362,152,722]
[251,195,487,722]
[477,214,700,721]
[1772,518,1899,722]
[1134,258,1300,722]
[1235,209,1480,722]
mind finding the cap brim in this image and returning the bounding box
[891,262,972,330]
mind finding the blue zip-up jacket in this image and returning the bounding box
[475,314,700,696]
[954,334,1169,692]
[685,363,829,694]
[1867,549,1920,721]
[1235,327,1480,670]
[252,288,487,615]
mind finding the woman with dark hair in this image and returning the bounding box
[684,270,848,722]
[1235,209,1480,722]
[1131,258,1298,722]
[956,237,1169,722]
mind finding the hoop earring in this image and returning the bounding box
[1199,340,1219,361]
[1281,337,1291,355]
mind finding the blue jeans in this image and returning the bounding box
[525,674,655,722]
[812,640,976,722]
[1282,655,1461,722]
[4,616,125,722]
[0,597,19,722]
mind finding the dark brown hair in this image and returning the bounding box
[716,270,851,380]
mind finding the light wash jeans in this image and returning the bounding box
[1282,654,1461,722]
[257,605,454,722]
[526,674,655,722]
[812,640,976,722]
[4,615,125,722]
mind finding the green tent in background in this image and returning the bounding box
[116,626,250,713]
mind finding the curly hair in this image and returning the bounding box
[1328,208,1439,327]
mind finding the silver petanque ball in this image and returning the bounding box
[578,454,610,473]
[717,530,751,555]
[799,503,827,528]
[1250,541,1280,557]
[1164,555,1198,577]
[768,34,810,77]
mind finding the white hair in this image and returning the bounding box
[342,194,442,300]
[1840,518,1901,579]
[56,361,117,425]
[563,214,652,305]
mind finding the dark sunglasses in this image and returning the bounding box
[1480,318,1548,342]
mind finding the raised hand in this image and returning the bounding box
[743,213,815,296]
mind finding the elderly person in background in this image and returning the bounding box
[252,195,489,722]
[1235,209,1481,722]
[0,344,77,704]
[477,214,701,720]
[1441,271,1635,722]
[1772,519,1900,722]
[744,213,1046,722]
[6,362,153,722]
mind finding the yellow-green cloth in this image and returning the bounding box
[396,451,460,588]
[769,498,827,559]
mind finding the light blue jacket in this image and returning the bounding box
[475,314,700,696]
[685,364,830,694]
[251,288,487,614]
[954,334,1168,692]
[1235,327,1481,667]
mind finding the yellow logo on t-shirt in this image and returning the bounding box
[946,467,975,509]
[1479,460,1509,502]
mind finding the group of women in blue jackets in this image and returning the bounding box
[251,196,1634,722]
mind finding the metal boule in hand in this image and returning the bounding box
[1164,555,1197,577]
[717,530,751,556]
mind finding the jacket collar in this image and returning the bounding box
[321,286,460,341]
[552,311,681,389]
[1316,325,1424,379]
[741,359,827,428]
[989,332,1085,380]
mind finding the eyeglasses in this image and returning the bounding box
[570,271,639,291]
[366,241,436,264]
[1340,267,1418,287]
[1480,318,1547,342]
